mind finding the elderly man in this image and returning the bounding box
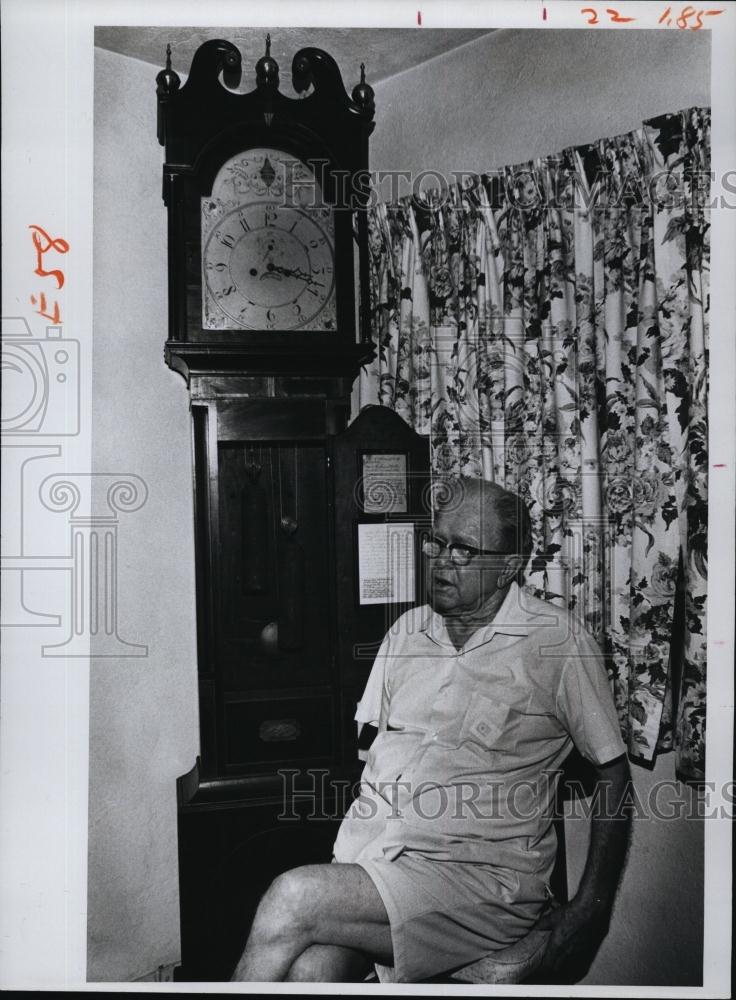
[232,477,631,983]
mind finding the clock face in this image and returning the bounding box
[201,149,336,332]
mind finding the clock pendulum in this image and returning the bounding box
[257,445,305,656]
[277,446,305,651]
[258,447,281,657]
[241,446,267,595]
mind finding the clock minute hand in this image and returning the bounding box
[266,261,311,282]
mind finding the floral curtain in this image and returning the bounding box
[357,108,710,782]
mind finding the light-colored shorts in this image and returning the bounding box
[358,852,549,983]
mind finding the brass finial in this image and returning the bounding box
[352,61,375,115]
[156,41,180,145]
[156,42,180,99]
[256,32,279,90]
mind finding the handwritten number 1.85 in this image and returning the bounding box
[659,5,715,28]
[580,5,724,27]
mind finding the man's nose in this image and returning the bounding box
[433,545,454,568]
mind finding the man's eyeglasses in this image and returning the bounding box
[422,534,511,567]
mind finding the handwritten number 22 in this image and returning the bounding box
[581,7,637,23]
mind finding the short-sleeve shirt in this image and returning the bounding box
[332,581,625,875]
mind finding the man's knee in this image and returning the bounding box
[256,866,323,936]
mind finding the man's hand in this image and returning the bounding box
[536,898,610,976]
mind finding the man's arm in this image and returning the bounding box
[537,753,632,976]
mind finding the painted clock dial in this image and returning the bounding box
[201,148,336,332]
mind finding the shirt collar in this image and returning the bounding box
[420,581,539,651]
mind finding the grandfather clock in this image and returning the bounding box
[156,38,429,982]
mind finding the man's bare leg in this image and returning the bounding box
[231,862,392,982]
[285,944,372,982]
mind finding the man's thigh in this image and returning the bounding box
[271,861,393,965]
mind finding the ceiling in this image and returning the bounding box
[94,26,494,89]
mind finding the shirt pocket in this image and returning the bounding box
[459,693,512,751]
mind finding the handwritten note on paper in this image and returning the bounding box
[579,5,724,28]
[362,453,408,513]
[358,522,415,605]
[29,224,70,324]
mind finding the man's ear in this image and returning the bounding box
[497,554,524,589]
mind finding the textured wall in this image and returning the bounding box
[371,28,710,179]
[88,29,709,983]
[566,756,704,986]
[88,47,199,982]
